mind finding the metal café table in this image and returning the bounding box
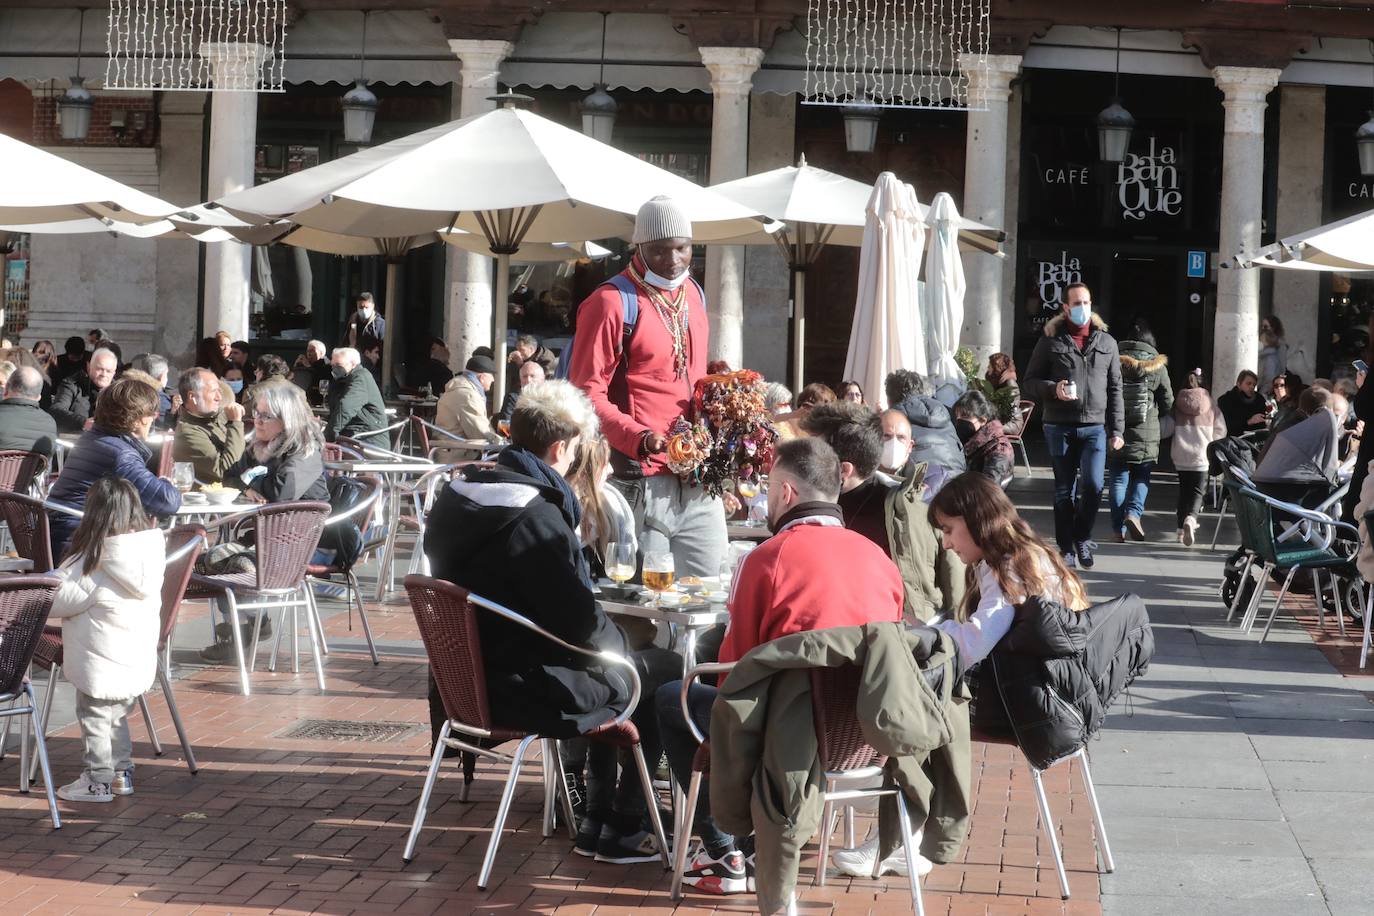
[597,592,729,673]
[324,458,442,598]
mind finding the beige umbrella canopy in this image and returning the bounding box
[1234,208,1374,273]
[710,156,1003,386]
[0,132,187,225]
[212,100,766,402]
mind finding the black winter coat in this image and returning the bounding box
[1111,339,1173,466]
[894,394,966,474]
[0,399,58,456]
[423,466,630,738]
[324,366,387,442]
[971,593,1153,770]
[48,373,98,434]
[1023,314,1124,438]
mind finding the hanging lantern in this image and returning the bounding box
[842,104,881,153]
[341,80,378,144]
[580,13,617,143]
[1096,99,1135,164]
[57,76,94,141]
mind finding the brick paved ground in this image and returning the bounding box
[0,587,1109,916]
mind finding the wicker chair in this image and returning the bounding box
[0,575,64,828]
[401,575,671,886]
[305,477,384,665]
[0,450,49,496]
[1006,399,1036,476]
[970,728,1115,900]
[31,526,207,781]
[0,491,52,574]
[185,501,331,696]
[670,663,928,915]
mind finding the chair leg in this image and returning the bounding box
[1226,554,1255,622]
[540,738,558,839]
[138,694,163,757]
[478,735,539,888]
[628,742,672,870]
[224,592,251,697]
[158,662,198,774]
[550,740,577,840]
[25,684,60,829]
[300,592,327,693]
[269,610,285,673]
[248,608,265,672]
[304,585,329,655]
[25,664,60,786]
[348,570,380,665]
[1239,563,1273,633]
[1311,569,1327,630]
[893,791,926,916]
[1363,584,1374,670]
[1329,572,1348,638]
[816,792,836,887]
[0,699,12,760]
[1210,492,1229,550]
[18,688,29,793]
[670,770,703,901]
[1260,566,1301,644]
[844,805,856,849]
[1075,748,1114,873]
[402,721,450,863]
[290,605,301,675]
[1029,763,1070,899]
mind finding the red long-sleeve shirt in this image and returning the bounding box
[568,272,707,476]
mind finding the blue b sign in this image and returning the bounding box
[1187,251,1207,278]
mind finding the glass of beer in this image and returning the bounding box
[606,542,636,589]
[643,552,675,607]
[496,418,511,438]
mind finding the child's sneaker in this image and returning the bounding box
[58,772,114,803]
[112,768,134,796]
[681,845,749,895]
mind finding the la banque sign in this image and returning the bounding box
[1040,135,1183,221]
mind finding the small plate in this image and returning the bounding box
[181,493,207,506]
[699,589,728,604]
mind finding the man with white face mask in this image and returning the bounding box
[569,196,725,577]
[346,292,386,354]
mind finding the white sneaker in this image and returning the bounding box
[58,772,114,803]
[830,834,934,878]
[1182,515,1198,547]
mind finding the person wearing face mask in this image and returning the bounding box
[323,347,387,442]
[172,368,246,485]
[223,366,246,402]
[878,409,914,475]
[346,292,386,354]
[1023,282,1124,571]
[569,196,725,578]
[952,390,1015,487]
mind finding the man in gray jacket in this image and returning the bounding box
[0,367,57,456]
[1023,282,1124,570]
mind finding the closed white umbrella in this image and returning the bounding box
[212,100,765,402]
[0,132,185,225]
[842,173,927,409]
[922,192,968,390]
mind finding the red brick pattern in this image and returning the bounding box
[0,596,1107,915]
[31,96,157,148]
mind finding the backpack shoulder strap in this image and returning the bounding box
[606,274,640,361]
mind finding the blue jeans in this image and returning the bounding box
[1107,461,1155,534]
[1043,423,1107,553]
[656,680,737,855]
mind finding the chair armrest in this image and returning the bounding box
[324,479,383,527]
[680,662,735,745]
[44,499,84,519]
[164,533,206,567]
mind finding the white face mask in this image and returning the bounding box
[643,265,689,290]
[881,438,910,471]
[358,306,373,319]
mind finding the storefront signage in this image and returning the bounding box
[1118,137,1183,221]
[1043,166,1090,185]
[1187,251,1207,278]
[1036,251,1083,311]
[1347,181,1374,199]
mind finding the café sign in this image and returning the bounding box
[1036,251,1083,311]
[1117,137,1182,221]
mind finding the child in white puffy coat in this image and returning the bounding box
[48,477,166,803]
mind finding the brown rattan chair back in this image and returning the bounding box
[0,450,48,495]
[410,415,431,458]
[809,664,882,773]
[0,576,62,697]
[1008,399,1036,444]
[0,491,53,573]
[160,525,206,651]
[155,439,176,480]
[251,501,331,591]
[404,575,496,734]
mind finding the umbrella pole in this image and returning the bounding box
[492,251,511,408]
[381,259,400,397]
[791,270,807,389]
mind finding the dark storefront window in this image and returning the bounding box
[1015,70,1245,385]
[1321,87,1374,373]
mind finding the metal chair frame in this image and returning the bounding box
[401,575,671,887]
[1006,399,1035,476]
[304,477,385,665]
[374,463,457,599]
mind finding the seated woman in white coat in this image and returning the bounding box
[47,476,166,803]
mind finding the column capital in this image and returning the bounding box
[700,47,765,96]
[1212,65,1282,102]
[447,39,515,76]
[198,43,270,88]
[960,53,1022,104]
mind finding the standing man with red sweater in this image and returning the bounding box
[569,196,726,577]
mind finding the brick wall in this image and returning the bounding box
[0,80,33,141]
[32,95,157,148]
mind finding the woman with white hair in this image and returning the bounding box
[424,379,677,865]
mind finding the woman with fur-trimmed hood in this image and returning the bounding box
[1107,320,1173,542]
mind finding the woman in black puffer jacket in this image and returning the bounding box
[1106,321,1173,543]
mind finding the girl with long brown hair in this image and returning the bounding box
[928,472,1089,671]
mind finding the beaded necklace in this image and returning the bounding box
[627,257,691,378]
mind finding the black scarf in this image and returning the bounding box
[497,445,592,588]
[771,500,845,533]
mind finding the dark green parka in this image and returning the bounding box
[1110,338,1173,465]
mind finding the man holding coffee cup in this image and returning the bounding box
[1024,282,1124,570]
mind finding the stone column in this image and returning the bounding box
[1212,66,1281,392]
[1273,84,1325,381]
[700,46,765,370]
[199,43,267,341]
[958,53,1022,370]
[155,91,206,366]
[743,92,795,384]
[445,39,513,363]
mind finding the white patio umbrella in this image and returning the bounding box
[1235,208,1374,272]
[439,231,613,263]
[212,100,765,402]
[922,192,968,386]
[710,155,1004,386]
[0,132,187,225]
[842,173,927,409]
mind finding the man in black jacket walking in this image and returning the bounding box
[1024,283,1124,569]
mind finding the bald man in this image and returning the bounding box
[0,366,57,455]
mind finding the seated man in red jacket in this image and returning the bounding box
[654,437,904,894]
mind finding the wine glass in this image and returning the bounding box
[643,552,675,608]
[172,462,196,493]
[748,478,769,526]
[606,542,636,593]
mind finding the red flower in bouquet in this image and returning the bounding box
[664,370,779,497]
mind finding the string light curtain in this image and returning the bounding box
[106,0,287,91]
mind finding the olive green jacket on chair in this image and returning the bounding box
[886,461,966,621]
[709,622,972,916]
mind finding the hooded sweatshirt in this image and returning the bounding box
[47,527,167,700]
[894,393,966,474]
[1171,387,1226,472]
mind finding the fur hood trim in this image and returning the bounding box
[1119,352,1168,376]
[1044,312,1108,337]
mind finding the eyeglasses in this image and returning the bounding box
[256,410,279,421]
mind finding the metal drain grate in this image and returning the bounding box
[279,719,422,742]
